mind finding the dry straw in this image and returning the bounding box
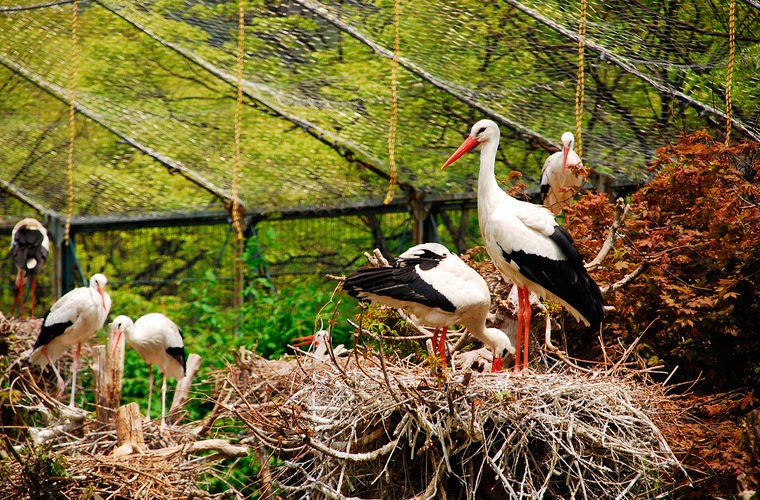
[215,344,684,499]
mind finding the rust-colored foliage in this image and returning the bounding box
[570,131,760,393]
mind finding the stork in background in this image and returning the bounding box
[540,132,585,215]
[442,120,603,373]
[343,242,514,372]
[10,218,50,318]
[111,313,186,427]
[31,273,111,407]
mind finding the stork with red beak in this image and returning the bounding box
[343,242,514,372]
[31,273,111,407]
[442,120,603,373]
[10,218,49,318]
[292,329,349,361]
[111,313,186,427]
[540,132,585,215]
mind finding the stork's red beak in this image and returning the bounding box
[292,334,315,348]
[492,356,503,372]
[97,287,107,310]
[442,136,480,169]
[111,329,123,358]
[562,147,570,170]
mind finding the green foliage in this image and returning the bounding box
[17,446,70,498]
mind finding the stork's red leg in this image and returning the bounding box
[147,364,154,420]
[513,288,524,374]
[521,287,532,369]
[438,326,448,367]
[30,275,37,318]
[69,343,82,407]
[12,269,24,317]
[431,328,440,356]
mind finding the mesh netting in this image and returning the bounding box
[0,0,758,218]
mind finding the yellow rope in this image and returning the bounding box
[574,0,587,158]
[725,0,735,146]
[65,0,78,246]
[232,0,246,308]
[383,0,400,204]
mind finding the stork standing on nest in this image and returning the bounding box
[10,218,49,318]
[540,132,585,215]
[111,313,186,427]
[343,242,514,372]
[31,273,111,407]
[442,120,603,373]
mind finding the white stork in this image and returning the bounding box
[343,242,514,372]
[31,273,111,407]
[292,329,349,361]
[10,218,50,318]
[540,132,585,215]
[442,120,603,373]
[111,313,186,427]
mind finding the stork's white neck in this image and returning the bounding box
[477,135,512,219]
[466,321,491,348]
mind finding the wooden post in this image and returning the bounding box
[93,322,125,424]
[113,402,146,456]
[167,353,202,425]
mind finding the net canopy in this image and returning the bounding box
[0,0,758,219]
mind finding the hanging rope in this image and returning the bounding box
[64,0,78,246]
[383,0,400,204]
[725,0,735,146]
[232,0,246,309]
[574,0,587,158]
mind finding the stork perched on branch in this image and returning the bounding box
[442,120,603,373]
[343,242,514,372]
[540,132,585,215]
[10,218,49,318]
[31,273,111,407]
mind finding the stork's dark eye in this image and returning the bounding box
[476,127,487,136]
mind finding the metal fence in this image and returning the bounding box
[1,195,481,315]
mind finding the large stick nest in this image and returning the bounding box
[0,314,244,499]
[215,347,683,499]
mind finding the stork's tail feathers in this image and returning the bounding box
[574,273,604,331]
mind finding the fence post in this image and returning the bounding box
[408,191,440,245]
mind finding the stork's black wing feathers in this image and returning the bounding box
[540,182,550,203]
[500,225,603,329]
[11,228,48,273]
[34,310,72,349]
[344,252,456,313]
[166,346,187,373]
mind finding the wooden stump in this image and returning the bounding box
[92,327,125,424]
[113,402,146,456]
[167,353,202,425]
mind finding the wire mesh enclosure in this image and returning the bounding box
[0,0,756,304]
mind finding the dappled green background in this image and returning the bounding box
[1,1,758,495]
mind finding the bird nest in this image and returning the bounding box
[0,314,246,499]
[214,346,685,499]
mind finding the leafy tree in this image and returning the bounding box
[569,132,760,392]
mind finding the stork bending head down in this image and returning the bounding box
[343,242,513,372]
[111,313,186,427]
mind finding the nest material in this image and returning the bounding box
[216,348,683,499]
[0,315,246,499]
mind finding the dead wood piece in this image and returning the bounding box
[167,353,202,425]
[93,337,125,424]
[115,402,147,455]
